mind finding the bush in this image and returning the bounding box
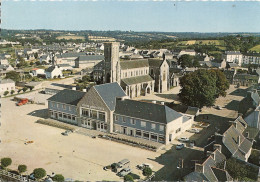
[33,168,46,179]
[18,165,27,173]
[11,90,15,95]
[124,174,134,182]
[1,158,12,168]
[18,89,22,93]
[22,87,28,92]
[52,174,65,182]
[3,91,9,96]
[143,167,152,176]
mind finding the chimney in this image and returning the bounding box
[207,151,215,160]
[195,163,204,173]
[72,87,76,90]
[213,144,222,152]
[82,89,87,92]
[161,102,165,105]
[152,101,156,104]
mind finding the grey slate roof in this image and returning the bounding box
[0,79,15,84]
[47,89,86,106]
[93,82,126,111]
[120,59,149,70]
[211,167,233,182]
[45,66,57,73]
[225,51,242,55]
[114,99,183,124]
[76,55,104,61]
[121,75,154,85]
[222,125,253,161]
[62,52,86,58]
[148,59,164,67]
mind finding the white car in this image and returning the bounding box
[137,163,153,170]
[188,128,200,134]
[176,143,185,150]
[117,168,132,177]
[178,137,189,142]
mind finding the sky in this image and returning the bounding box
[2,1,260,32]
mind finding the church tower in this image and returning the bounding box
[104,42,120,84]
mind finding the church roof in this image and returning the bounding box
[121,75,154,85]
[120,59,149,70]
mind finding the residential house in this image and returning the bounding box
[242,53,260,65]
[206,116,253,162]
[56,52,86,66]
[45,66,63,79]
[184,148,232,182]
[113,99,193,144]
[0,79,15,94]
[177,49,196,59]
[233,74,260,87]
[30,68,45,77]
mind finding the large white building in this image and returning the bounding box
[0,79,15,94]
[242,53,260,65]
[223,51,243,66]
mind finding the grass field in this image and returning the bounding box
[250,45,260,52]
[178,40,224,46]
[56,35,85,40]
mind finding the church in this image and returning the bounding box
[93,42,170,98]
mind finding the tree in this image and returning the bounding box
[29,86,34,91]
[30,61,34,66]
[18,89,22,93]
[143,167,152,176]
[33,168,46,179]
[34,52,38,59]
[209,69,230,97]
[52,174,65,182]
[124,174,134,182]
[23,87,28,92]
[3,91,9,96]
[178,54,193,68]
[35,61,41,66]
[1,158,12,168]
[18,165,27,174]
[11,90,15,95]
[178,69,218,109]
[5,71,20,82]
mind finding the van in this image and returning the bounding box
[117,159,130,168]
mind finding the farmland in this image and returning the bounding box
[178,40,225,46]
[56,35,85,40]
[250,45,260,52]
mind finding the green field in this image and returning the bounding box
[178,40,224,46]
[56,35,85,40]
[250,45,260,52]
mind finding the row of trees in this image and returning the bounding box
[0,157,64,181]
[179,69,230,109]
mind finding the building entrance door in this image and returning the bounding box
[169,134,172,142]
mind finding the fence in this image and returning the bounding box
[0,169,35,182]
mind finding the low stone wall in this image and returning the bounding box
[36,119,77,131]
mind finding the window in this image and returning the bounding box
[68,115,71,120]
[99,112,106,121]
[136,130,141,137]
[143,132,149,139]
[159,125,164,131]
[151,123,156,130]
[163,71,166,81]
[122,117,126,123]
[50,111,53,116]
[159,135,165,143]
[69,106,72,111]
[90,110,98,119]
[72,116,76,121]
[52,102,55,107]
[141,121,146,127]
[176,128,181,133]
[63,104,66,109]
[151,133,158,141]
[130,119,135,125]
[63,114,67,119]
[82,109,89,117]
[115,115,118,121]
[59,113,62,117]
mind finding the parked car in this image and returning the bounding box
[61,130,72,136]
[187,128,200,134]
[29,173,36,180]
[178,137,189,142]
[215,105,222,110]
[103,166,111,171]
[176,143,185,150]
[117,168,132,177]
[137,163,153,170]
